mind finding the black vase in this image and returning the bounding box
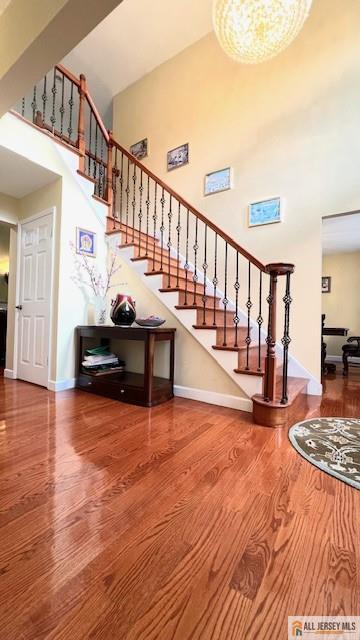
[110,294,136,327]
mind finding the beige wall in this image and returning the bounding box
[0,192,18,224]
[322,251,360,357]
[112,0,360,382]
[111,259,243,396]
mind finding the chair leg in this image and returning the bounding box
[343,353,349,376]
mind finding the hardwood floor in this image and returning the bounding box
[0,371,359,640]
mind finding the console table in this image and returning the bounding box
[75,325,176,407]
[321,314,349,375]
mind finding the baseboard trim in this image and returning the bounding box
[327,355,360,363]
[47,378,76,392]
[4,368,16,379]
[174,385,252,413]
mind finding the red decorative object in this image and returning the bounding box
[110,294,136,327]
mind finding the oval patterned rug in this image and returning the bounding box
[289,417,360,490]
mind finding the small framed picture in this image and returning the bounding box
[322,276,331,293]
[167,143,189,171]
[76,227,96,258]
[249,197,282,227]
[130,138,148,160]
[204,167,232,196]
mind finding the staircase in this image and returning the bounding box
[11,63,316,427]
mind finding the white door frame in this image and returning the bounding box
[13,207,56,388]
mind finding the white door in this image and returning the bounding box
[17,212,53,387]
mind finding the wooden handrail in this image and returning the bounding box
[110,137,266,272]
[55,64,80,87]
[85,93,110,144]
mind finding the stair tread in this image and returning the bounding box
[253,376,308,408]
[159,287,221,298]
[234,367,264,377]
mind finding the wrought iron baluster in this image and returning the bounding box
[184,209,190,305]
[103,137,108,198]
[257,271,263,372]
[176,202,181,288]
[59,73,65,137]
[222,242,228,346]
[192,217,199,305]
[145,175,150,256]
[68,81,74,140]
[93,122,98,185]
[119,152,124,226]
[167,195,173,288]
[125,158,130,243]
[88,111,92,175]
[234,251,240,346]
[42,75,47,123]
[99,134,104,198]
[132,163,137,242]
[245,261,253,369]
[212,234,218,325]
[50,68,56,131]
[31,85,37,123]
[159,188,165,271]
[138,170,143,256]
[281,272,292,404]
[202,225,208,325]
[112,146,118,226]
[152,182,158,270]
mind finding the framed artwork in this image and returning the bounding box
[76,227,96,258]
[322,276,331,293]
[204,167,232,196]
[130,138,148,160]
[249,197,282,227]
[167,143,189,171]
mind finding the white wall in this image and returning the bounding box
[0,112,108,385]
[112,0,360,382]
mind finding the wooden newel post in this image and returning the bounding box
[77,73,87,173]
[264,263,294,402]
[106,132,114,211]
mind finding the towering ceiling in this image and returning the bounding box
[63,0,213,123]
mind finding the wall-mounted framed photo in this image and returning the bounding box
[322,276,331,293]
[249,197,282,227]
[76,227,96,258]
[167,143,189,171]
[204,167,232,196]
[130,138,148,160]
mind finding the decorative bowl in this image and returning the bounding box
[135,316,165,328]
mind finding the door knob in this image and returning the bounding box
[15,305,23,310]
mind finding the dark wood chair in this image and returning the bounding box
[342,337,360,376]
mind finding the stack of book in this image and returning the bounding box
[81,345,125,376]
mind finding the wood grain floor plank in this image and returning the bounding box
[0,371,359,640]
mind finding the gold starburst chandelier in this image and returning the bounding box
[213,0,313,64]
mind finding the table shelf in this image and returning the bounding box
[75,326,176,407]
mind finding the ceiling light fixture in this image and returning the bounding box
[213,0,313,64]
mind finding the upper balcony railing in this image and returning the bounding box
[12,65,295,406]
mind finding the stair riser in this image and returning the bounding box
[238,346,267,369]
[178,291,221,307]
[215,326,249,347]
[196,308,236,327]
[132,255,181,270]
[107,219,159,245]
[161,274,209,294]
